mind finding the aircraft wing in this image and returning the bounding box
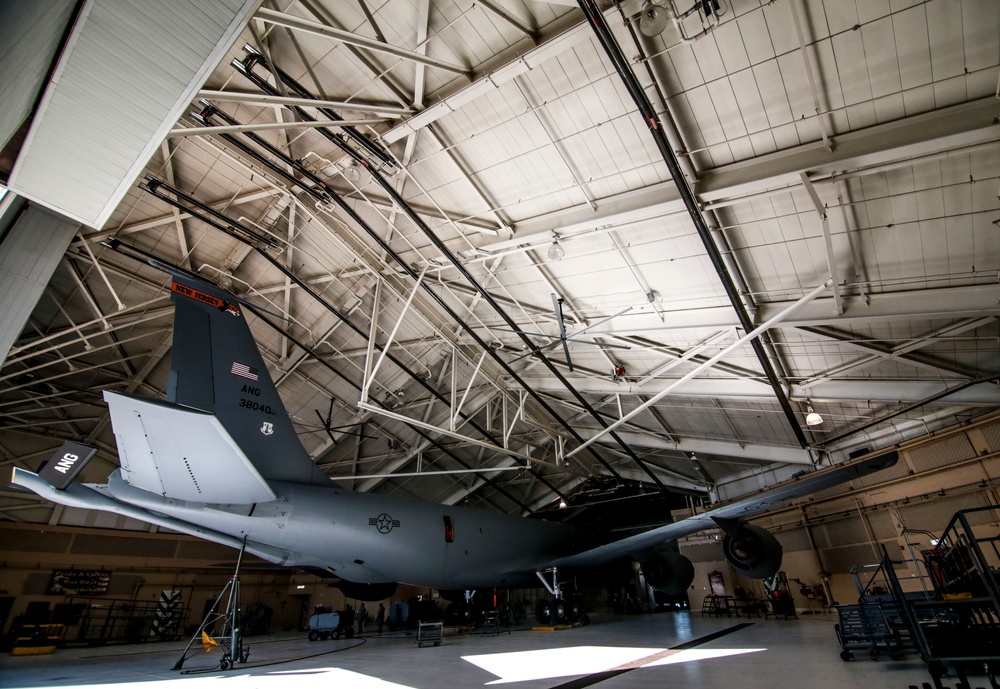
[105,391,276,504]
[545,450,898,571]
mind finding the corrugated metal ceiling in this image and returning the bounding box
[2,0,999,525]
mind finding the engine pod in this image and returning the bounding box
[722,524,783,579]
[641,551,695,594]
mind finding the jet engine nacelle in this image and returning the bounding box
[722,524,782,579]
[640,551,695,595]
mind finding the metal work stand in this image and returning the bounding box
[172,537,250,671]
[417,621,443,647]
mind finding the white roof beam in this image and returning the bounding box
[572,427,813,465]
[444,97,1000,259]
[255,8,471,77]
[197,90,411,116]
[516,376,1000,405]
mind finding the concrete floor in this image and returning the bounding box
[0,611,948,689]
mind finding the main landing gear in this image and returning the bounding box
[534,568,589,626]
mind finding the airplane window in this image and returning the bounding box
[443,515,454,543]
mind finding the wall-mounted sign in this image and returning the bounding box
[47,569,111,595]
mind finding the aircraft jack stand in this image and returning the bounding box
[172,537,251,671]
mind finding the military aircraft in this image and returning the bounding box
[12,271,897,623]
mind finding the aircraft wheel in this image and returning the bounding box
[308,630,319,642]
[453,602,474,625]
[552,600,567,623]
[535,599,553,625]
[332,629,342,640]
[345,627,355,639]
[565,599,582,624]
[220,656,231,670]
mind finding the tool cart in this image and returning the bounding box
[834,560,913,661]
[901,506,1000,688]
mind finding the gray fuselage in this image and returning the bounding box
[108,470,594,590]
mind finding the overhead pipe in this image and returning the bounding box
[229,54,674,490]
[580,0,811,448]
[236,46,397,171]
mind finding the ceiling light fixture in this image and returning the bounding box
[547,236,565,261]
[559,499,568,509]
[343,159,362,183]
[805,404,824,426]
[638,1,670,36]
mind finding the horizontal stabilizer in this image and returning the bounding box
[105,391,276,504]
[10,468,292,565]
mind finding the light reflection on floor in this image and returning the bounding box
[462,645,766,684]
[2,667,418,689]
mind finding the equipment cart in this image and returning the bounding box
[307,609,355,640]
[901,507,1000,688]
[834,560,913,661]
[417,621,442,647]
[835,602,905,661]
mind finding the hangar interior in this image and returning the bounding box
[1,0,999,685]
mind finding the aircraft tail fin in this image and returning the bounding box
[165,274,327,486]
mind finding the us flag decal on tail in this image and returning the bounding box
[231,362,259,381]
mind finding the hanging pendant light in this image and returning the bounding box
[547,237,566,261]
[805,405,824,426]
[343,159,362,182]
[639,1,670,37]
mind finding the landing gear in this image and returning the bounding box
[449,590,483,626]
[534,568,585,625]
[453,602,475,625]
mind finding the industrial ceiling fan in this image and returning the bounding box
[495,294,631,372]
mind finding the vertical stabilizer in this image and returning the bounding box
[167,275,327,486]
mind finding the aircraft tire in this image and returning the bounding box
[453,602,475,625]
[565,599,582,624]
[535,599,552,625]
[552,600,567,623]
[308,630,319,642]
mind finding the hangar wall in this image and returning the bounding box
[680,410,1000,614]
[0,523,426,639]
